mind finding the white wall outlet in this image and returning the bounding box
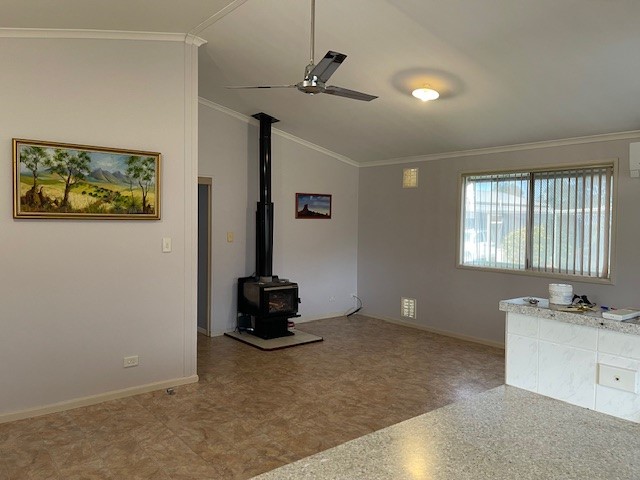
[329,296,336,303]
[598,364,637,393]
[162,237,172,253]
[123,355,139,368]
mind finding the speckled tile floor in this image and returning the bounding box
[252,385,640,480]
[0,315,504,479]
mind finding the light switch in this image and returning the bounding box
[162,237,172,253]
[227,232,234,243]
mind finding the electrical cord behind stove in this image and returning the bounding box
[346,295,363,317]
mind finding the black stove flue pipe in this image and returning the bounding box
[252,112,279,279]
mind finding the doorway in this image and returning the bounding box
[197,177,212,336]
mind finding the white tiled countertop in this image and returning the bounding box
[502,296,640,422]
[499,297,640,336]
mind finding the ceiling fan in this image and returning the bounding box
[226,0,377,101]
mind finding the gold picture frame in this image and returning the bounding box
[13,138,161,220]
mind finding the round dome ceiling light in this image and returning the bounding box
[412,87,439,102]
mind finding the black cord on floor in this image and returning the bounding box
[346,295,363,317]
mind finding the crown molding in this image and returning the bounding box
[198,97,358,167]
[274,127,358,167]
[0,28,204,44]
[199,97,640,169]
[189,0,250,35]
[185,34,207,47]
[363,130,640,167]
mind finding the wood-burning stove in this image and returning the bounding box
[237,112,300,339]
[238,276,299,339]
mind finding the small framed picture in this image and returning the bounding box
[295,193,331,219]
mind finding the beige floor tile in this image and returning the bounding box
[56,463,113,480]
[0,316,504,480]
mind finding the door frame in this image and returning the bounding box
[198,176,213,336]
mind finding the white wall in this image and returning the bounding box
[358,138,640,346]
[0,35,199,418]
[199,102,359,335]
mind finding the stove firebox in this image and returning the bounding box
[237,112,300,339]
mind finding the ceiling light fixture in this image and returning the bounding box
[412,87,439,102]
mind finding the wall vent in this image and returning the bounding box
[403,168,418,188]
[401,297,417,319]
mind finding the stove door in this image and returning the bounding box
[264,285,298,315]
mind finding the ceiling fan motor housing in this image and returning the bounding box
[297,64,325,94]
[298,81,324,95]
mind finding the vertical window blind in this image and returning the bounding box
[461,165,613,279]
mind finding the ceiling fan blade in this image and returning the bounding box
[225,85,296,89]
[323,85,378,101]
[309,51,347,83]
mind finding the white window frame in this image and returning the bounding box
[457,160,618,284]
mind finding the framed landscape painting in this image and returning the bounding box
[13,139,161,219]
[295,193,332,219]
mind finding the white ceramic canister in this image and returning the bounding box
[549,283,573,305]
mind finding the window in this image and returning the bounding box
[460,164,614,279]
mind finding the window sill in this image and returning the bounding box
[455,263,614,285]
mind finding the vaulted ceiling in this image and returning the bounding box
[4,0,640,164]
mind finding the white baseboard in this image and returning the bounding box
[294,312,348,324]
[365,314,505,349]
[197,326,208,335]
[215,313,504,349]
[0,374,199,424]
[210,329,229,337]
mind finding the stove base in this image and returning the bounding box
[252,316,294,340]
